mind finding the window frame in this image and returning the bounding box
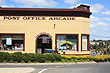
[0,33,25,51]
[81,34,89,51]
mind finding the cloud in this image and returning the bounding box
[102,11,110,16]
[70,3,89,9]
[70,3,105,14]
[1,4,14,7]
[90,16,109,29]
[90,16,110,40]
[64,0,80,5]
[102,17,110,21]
[90,4,105,13]
[0,0,5,4]
[11,0,58,7]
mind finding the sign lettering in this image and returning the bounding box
[3,16,75,21]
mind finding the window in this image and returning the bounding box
[81,34,89,51]
[56,34,78,51]
[0,34,24,51]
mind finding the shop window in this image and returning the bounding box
[56,35,78,51]
[0,34,24,51]
[81,34,89,51]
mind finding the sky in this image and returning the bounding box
[0,0,110,41]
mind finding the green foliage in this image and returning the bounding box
[0,52,110,63]
[11,52,23,62]
[20,60,25,63]
[45,54,55,62]
[27,61,32,63]
[22,53,35,63]
[61,59,65,62]
[35,54,46,63]
[8,60,13,63]
[0,52,10,62]
[3,61,7,63]
[52,54,63,61]
[45,60,52,63]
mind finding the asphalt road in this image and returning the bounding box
[0,62,110,73]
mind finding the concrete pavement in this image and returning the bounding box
[0,62,108,73]
[0,67,35,73]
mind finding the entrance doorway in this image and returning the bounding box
[36,34,52,53]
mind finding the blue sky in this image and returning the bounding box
[0,0,110,41]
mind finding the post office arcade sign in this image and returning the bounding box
[3,16,75,20]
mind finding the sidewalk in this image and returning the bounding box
[0,62,98,73]
[0,67,36,73]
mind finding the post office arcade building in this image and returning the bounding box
[0,5,92,55]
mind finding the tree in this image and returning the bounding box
[93,43,98,49]
[99,42,104,48]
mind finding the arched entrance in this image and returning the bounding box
[36,34,52,53]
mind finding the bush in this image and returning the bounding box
[28,61,32,63]
[101,55,108,62]
[0,52,10,62]
[11,52,23,62]
[45,60,52,63]
[20,60,25,63]
[0,52,110,63]
[69,59,75,62]
[22,53,35,62]
[45,54,55,62]
[52,54,63,61]
[35,54,46,63]
[61,59,66,62]
[8,60,13,63]
[93,56,101,62]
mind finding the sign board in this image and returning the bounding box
[82,36,87,50]
[6,37,12,45]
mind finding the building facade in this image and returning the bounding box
[0,5,92,55]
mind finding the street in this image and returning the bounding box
[0,62,110,73]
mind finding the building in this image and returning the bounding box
[0,4,92,55]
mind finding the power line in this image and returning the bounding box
[90,34,110,38]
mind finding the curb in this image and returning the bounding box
[0,62,97,65]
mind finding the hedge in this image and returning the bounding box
[61,55,110,62]
[0,52,110,63]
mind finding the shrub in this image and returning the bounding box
[86,55,94,61]
[78,55,88,60]
[11,52,23,62]
[79,58,85,62]
[8,60,13,63]
[53,60,57,63]
[0,52,10,62]
[20,60,25,63]
[28,61,32,63]
[73,59,78,63]
[35,54,46,63]
[52,54,63,61]
[64,59,69,62]
[33,61,39,63]
[0,52,110,63]
[22,53,35,62]
[3,61,7,63]
[45,60,52,63]
[93,56,101,62]
[45,54,55,62]
[14,61,18,63]
[100,57,105,62]
[101,55,108,62]
[69,59,75,62]
[86,59,91,62]
[61,59,65,62]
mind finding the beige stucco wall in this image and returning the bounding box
[0,16,90,54]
